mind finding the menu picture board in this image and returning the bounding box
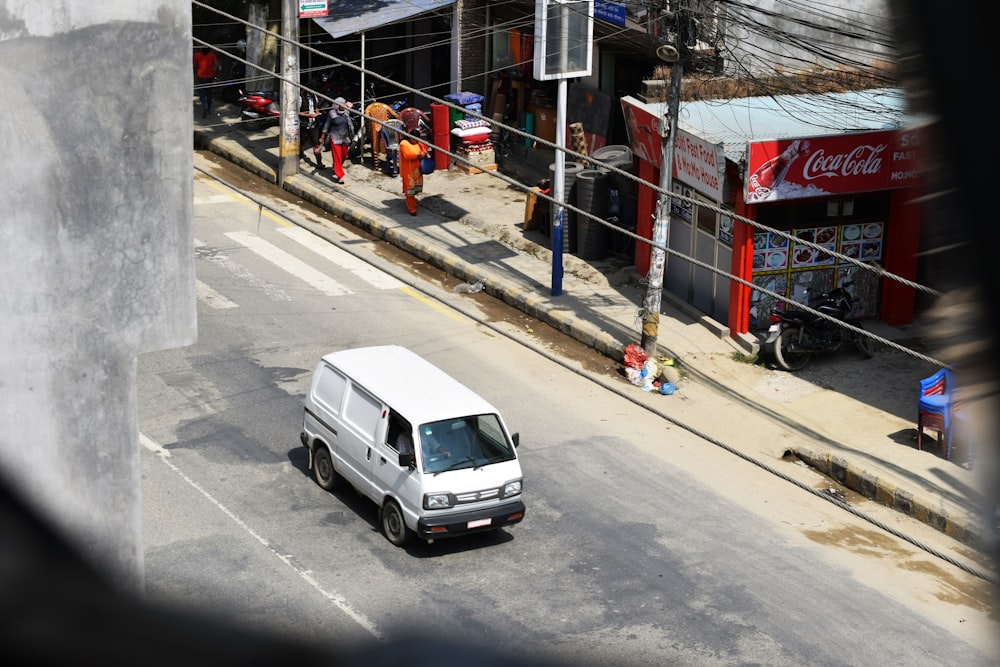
[749,221,886,324]
[753,231,789,271]
[749,272,788,330]
[791,226,837,268]
[839,222,883,261]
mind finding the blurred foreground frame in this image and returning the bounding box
[0,2,996,664]
[889,0,1000,569]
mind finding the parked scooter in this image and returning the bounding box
[762,281,876,371]
[236,88,279,130]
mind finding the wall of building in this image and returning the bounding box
[0,3,196,591]
[458,0,490,95]
[718,0,893,77]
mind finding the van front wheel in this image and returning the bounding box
[380,499,411,547]
[313,446,342,492]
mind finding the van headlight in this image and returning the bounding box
[424,492,453,510]
[501,479,522,498]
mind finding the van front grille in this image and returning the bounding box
[454,487,500,504]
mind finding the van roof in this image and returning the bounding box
[320,345,500,423]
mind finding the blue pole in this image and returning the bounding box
[551,78,568,296]
[552,208,564,294]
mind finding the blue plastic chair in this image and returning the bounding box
[917,368,954,459]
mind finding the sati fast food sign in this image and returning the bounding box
[745,128,922,203]
[621,96,724,201]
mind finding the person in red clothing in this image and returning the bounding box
[319,97,354,184]
[193,47,220,118]
[398,136,429,216]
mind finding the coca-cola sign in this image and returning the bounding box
[745,128,922,203]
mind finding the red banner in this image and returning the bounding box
[745,128,922,203]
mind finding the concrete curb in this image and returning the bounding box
[199,130,637,364]
[794,446,988,552]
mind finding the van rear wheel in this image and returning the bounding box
[313,446,342,492]
[380,499,411,547]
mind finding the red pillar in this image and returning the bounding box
[633,159,657,276]
[880,187,920,326]
[728,199,755,335]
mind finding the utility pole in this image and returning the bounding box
[641,3,684,357]
[278,0,300,184]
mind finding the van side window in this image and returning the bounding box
[314,366,347,415]
[343,383,381,441]
[387,411,414,455]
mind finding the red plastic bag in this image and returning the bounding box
[624,343,647,370]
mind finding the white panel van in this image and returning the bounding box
[300,345,525,546]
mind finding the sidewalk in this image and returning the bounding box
[192,104,997,560]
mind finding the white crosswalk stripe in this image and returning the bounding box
[194,237,292,303]
[225,231,352,297]
[278,227,404,290]
[196,280,238,309]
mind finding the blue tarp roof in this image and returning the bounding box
[313,0,456,39]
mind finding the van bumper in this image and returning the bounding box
[417,501,526,540]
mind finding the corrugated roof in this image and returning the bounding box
[669,88,914,166]
[313,0,455,39]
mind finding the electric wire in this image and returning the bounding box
[193,159,999,589]
[192,2,952,372]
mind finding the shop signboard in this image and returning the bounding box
[745,127,922,203]
[621,96,724,201]
[299,1,328,18]
[594,1,626,27]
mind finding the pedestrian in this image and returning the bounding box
[398,135,430,216]
[299,86,324,169]
[319,97,354,184]
[193,46,220,118]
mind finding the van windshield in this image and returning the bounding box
[418,414,515,473]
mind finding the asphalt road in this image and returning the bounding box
[135,171,998,665]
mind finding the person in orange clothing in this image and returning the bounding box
[398,135,430,216]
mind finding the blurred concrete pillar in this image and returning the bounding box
[0,3,196,592]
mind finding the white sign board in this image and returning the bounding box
[533,0,594,81]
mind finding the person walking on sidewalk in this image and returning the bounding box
[398,135,429,216]
[319,97,353,184]
[193,46,220,118]
[299,87,324,168]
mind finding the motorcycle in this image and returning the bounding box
[236,88,279,131]
[762,281,876,371]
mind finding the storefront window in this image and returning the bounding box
[695,199,717,236]
[671,183,692,222]
[749,193,889,329]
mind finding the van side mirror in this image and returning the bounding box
[398,452,415,468]
[511,432,519,448]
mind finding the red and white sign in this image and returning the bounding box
[621,97,724,201]
[299,1,328,19]
[745,128,922,203]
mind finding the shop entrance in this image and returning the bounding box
[664,186,733,324]
[749,194,889,332]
